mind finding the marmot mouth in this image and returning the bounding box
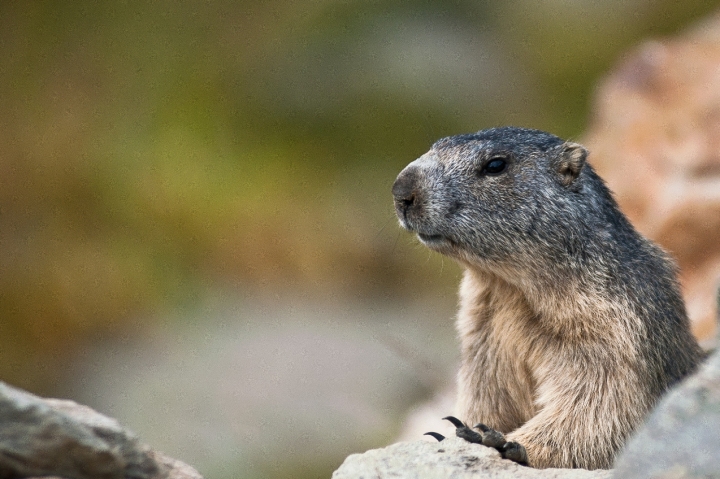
[418,232,443,241]
[417,232,452,246]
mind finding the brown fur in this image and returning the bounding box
[393,127,702,469]
[456,269,649,468]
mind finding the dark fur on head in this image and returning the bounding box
[395,128,626,271]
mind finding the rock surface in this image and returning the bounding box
[346,347,720,479]
[0,381,202,479]
[612,347,720,479]
[332,437,612,479]
[583,10,720,342]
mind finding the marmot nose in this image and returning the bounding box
[392,169,419,212]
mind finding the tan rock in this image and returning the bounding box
[584,12,720,341]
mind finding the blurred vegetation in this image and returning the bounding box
[1,0,719,394]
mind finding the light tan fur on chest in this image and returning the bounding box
[454,269,652,468]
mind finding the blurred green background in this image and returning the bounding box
[1,1,718,478]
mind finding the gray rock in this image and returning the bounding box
[332,437,612,479]
[612,348,720,479]
[148,451,204,479]
[0,381,202,479]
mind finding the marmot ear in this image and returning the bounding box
[555,142,587,186]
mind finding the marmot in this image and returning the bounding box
[392,127,703,469]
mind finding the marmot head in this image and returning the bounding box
[392,127,601,269]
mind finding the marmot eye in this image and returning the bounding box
[482,157,508,175]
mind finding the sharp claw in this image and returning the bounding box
[424,432,446,442]
[442,415,484,444]
[474,423,490,432]
[449,419,527,465]
[442,415,465,428]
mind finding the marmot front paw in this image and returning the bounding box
[425,416,528,466]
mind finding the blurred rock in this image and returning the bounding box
[147,451,204,479]
[0,381,202,479]
[584,10,720,342]
[332,437,612,479]
[612,347,720,478]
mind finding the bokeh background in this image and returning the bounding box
[2,1,719,478]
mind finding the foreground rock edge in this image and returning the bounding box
[332,437,612,479]
[0,381,203,479]
[612,347,720,479]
